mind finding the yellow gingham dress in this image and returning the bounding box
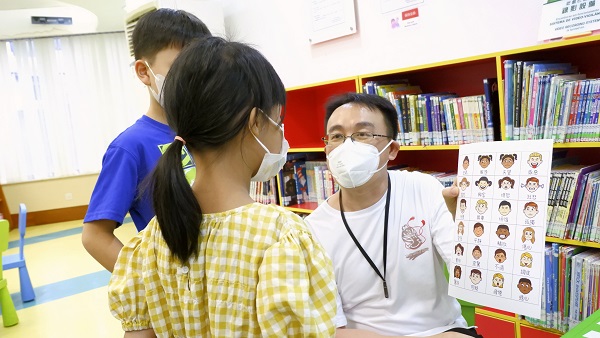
[108,203,337,337]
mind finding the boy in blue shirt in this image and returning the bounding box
[82,9,211,272]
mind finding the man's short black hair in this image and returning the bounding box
[324,92,399,139]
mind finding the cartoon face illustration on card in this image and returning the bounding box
[475,176,492,191]
[494,248,507,263]
[455,243,464,256]
[498,201,512,217]
[472,245,482,260]
[526,152,543,169]
[457,221,465,235]
[492,273,505,288]
[521,227,536,244]
[517,278,533,294]
[520,252,533,268]
[498,176,515,190]
[496,224,510,240]
[469,269,482,285]
[473,222,485,237]
[462,156,470,170]
[523,177,543,193]
[478,155,492,169]
[475,199,488,215]
[523,202,539,219]
[459,178,470,191]
[454,265,462,279]
[459,199,467,215]
[500,154,517,169]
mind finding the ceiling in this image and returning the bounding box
[0,0,126,32]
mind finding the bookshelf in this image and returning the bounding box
[275,34,600,338]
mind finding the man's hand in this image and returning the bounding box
[442,178,459,221]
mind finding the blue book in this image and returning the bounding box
[545,244,553,327]
[573,80,590,142]
[503,60,516,140]
[552,242,560,329]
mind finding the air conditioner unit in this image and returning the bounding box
[124,0,225,58]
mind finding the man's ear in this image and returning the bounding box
[388,140,400,160]
[134,60,152,86]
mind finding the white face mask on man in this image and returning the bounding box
[327,138,393,188]
[145,61,165,107]
[250,110,289,182]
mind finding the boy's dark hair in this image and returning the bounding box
[475,176,492,184]
[495,248,506,255]
[474,222,484,230]
[497,224,510,231]
[324,93,399,140]
[132,8,211,62]
[499,200,511,208]
[152,37,286,263]
[519,278,532,284]
[470,269,482,277]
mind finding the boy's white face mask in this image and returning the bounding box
[145,61,165,107]
[327,138,392,188]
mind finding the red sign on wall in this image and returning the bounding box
[402,8,419,20]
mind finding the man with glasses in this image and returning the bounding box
[306,93,482,338]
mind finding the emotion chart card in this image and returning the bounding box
[448,139,553,318]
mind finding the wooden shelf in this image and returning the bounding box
[398,145,460,151]
[284,202,317,214]
[552,142,600,148]
[545,237,600,249]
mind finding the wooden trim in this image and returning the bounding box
[286,76,359,91]
[10,205,88,230]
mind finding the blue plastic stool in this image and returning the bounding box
[2,204,35,302]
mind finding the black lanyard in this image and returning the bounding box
[339,173,391,298]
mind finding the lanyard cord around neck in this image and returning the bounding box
[339,173,391,298]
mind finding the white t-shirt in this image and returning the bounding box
[306,170,467,336]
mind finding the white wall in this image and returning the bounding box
[222,0,546,88]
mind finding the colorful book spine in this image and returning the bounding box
[503,61,516,140]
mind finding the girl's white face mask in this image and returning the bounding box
[145,61,165,107]
[327,138,392,188]
[250,112,289,182]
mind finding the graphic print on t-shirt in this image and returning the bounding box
[401,217,429,260]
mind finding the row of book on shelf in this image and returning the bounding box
[503,60,600,142]
[250,153,458,208]
[522,245,600,333]
[546,158,600,243]
[363,79,501,146]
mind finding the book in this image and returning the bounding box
[503,60,516,140]
[543,74,586,140]
[569,250,600,329]
[562,246,587,331]
[483,78,501,141]
[551,242,560,329]
[293,160,308,204]
[279,160,298,206]
[566,165,600,239]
